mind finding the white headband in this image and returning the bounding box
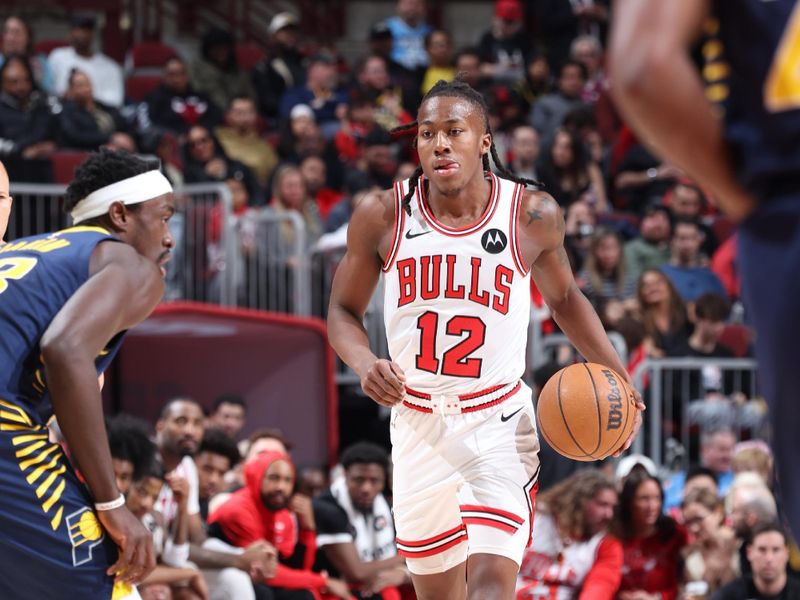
[70,170,173,224]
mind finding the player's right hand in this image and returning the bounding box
[360,359,406,407]
[98,505,156,584]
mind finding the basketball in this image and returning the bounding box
[536,363,636,461]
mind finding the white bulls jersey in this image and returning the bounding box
[383,172,531,395]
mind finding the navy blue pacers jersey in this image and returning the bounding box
[709,0,800,198]
[0,226,125,600]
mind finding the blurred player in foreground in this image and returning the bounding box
[610,0,800,538]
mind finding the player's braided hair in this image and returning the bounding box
[64,148,160,213]
[391,78,543,216]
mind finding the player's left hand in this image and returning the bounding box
[614,383,645,457]
[98,504,156,584]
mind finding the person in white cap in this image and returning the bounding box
[0,148,175,598]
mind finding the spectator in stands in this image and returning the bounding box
[191,27,255,113]
[530,60,588,143]
[636,268,692,357]
[352,54,413,133]
[516,54,553,113]
[155,398,275,600]
[681,488,740,598]
[49,13,123,107]
[613,142,680,215]
[537,127,608,210]
[454,48,490,98]
[624,203,672,284]
[712,523,800,600]
[563,197,597,271]
[385,0,432,72]
[667,466,720,523]
[270,164,323,247]
[313,442,407,598]
[366,21,423,114]
[570,35,605,104]
[420,30,455,94]
[58,69,132,151]
[508,124,540,182]
[128,459,210,600]
[182,124,263,204]
[245,428,292,460]
[615,453,660,487]
[661,219,727,303]
[324,187,373,237]
[726,473,779,578]
[478,0,534,85]
[144,57,222,136]
[209,451,352,599]
[207,394,247,440]
[195,428,241,524]
[517,469,623,600]
[297,467,328,499]
[666,180,719,257]
[300,155,342,221]
[612,472,687,600]
[252,12,306,123]
[672,293,733,359]
[0,54,56,175]
[533,0,609,70]
[215,96,278,188]
[1,16,54,92]
[344,128,397,195]
[731,441,773,489]
[108,413,156,496]
[665,428,737,512]
[577,227,636,310]
[280,51,348,139]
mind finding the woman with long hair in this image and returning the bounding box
[612,472,687,600]
[578,227,636,309]
[537,127,609,211]
[681,487,739,599]
[636,269,691,357]
[270,164,322,247]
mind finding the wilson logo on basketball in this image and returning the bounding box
[601,369,624,430]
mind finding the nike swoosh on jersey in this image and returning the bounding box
[500,406,524,422]
[405,230,432,239]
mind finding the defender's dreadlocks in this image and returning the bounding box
[391,78,543,216]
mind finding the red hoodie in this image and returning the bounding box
[208,452,326,593]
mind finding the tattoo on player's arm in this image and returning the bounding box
[527,209,543,225]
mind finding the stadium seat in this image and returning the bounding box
[129,41,178,70]
[235,42,265,70]
[125,74,162,102]
[51,151,90,185]
[34,39,68,56]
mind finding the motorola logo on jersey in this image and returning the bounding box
[481,229,507,254]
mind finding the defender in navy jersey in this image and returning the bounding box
[610,0,800,537]
[0,149,173,598]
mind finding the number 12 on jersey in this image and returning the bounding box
[416,311,486,378]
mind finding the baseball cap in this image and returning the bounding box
[615,454,658,481]
[290,104,315,121]
[268,12,299,35]
[495,0,523,21]
[307,50,337,66]
[369,21,392,41]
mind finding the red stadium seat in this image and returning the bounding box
[51,151,90,185]
[235,42,265,70]
[129,41,178,69]
[125,74,162,102]
[34,39,68,56]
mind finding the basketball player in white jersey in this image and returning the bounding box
[327,79,644,600]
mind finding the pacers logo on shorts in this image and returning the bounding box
[66,507,105,566]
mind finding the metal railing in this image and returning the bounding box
[631,357,762,469]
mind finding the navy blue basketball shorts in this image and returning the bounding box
[0,403,117,599]
[738,193,800,540]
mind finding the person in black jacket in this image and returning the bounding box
[57,69,133,151]
[145,57,222,136]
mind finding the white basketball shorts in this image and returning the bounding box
[390,380,541,575]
